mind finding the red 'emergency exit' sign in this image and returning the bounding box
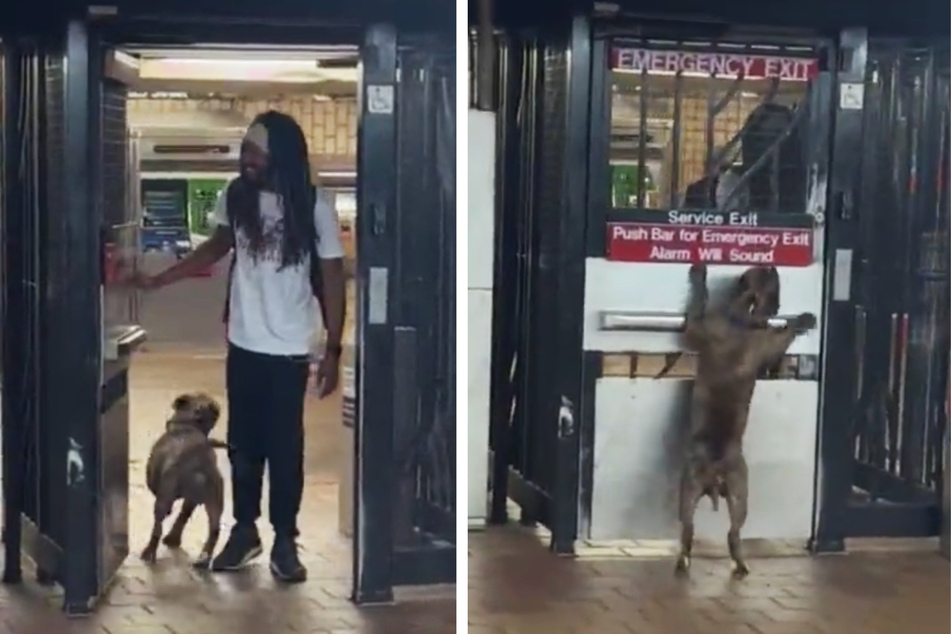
[612,48,819,82]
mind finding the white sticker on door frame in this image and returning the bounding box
[366,85,394,114]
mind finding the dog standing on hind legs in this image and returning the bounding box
[674,263,816,577]
[141,393,229,568]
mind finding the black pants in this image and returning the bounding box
[226,343,310,537]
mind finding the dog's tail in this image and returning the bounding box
[208,439,231,451]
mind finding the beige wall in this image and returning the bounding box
[127,97,358,157]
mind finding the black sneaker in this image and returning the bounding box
[269,536,307,583]
[210,524,263,572]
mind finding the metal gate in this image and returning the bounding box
[0,23,124,613]
[485,21,947,551]
[481,19,590,554]
[353,28,457,602]
[814,40,950,545]
[1,40,52,588]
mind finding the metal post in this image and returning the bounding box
[475,0,494,111]
[809,27,868,554]
[1,36,25,587]
[488,40,519,526]
[60,18,103,615]
[352,22,397,606]
[550,14,591,555]
[941,354,950,558]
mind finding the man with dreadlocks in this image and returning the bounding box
[130,111,346,583]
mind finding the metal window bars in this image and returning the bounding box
[609,41,815,214]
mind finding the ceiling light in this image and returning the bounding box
[157,58,318,66]
[125,46,358,61]
[319,171,356,178]
[136,58,359,83]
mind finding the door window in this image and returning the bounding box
[608,43,819,215]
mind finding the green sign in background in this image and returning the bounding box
[187,178,229,237]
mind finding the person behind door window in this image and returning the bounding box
[128,111,346,583]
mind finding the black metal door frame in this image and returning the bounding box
[1,19,105,613]
[1,36,46,587]
[485,32,523,527]
[485,15,591,554]
[813,35,950,548]
[809,27,868,552]
[552,15,592,554]
[352,23,398,604]
[354,27,457,603]
[392,36,457,585]
[3,17,190,613]
[486,32,543,530]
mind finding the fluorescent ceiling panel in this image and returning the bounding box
[137,58,358,83]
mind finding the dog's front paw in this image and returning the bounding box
[732,561,750,578]
[792,312,817,331]
[140,547,158,563]
[688,263,708,285]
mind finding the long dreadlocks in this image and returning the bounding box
[226,110,318,269]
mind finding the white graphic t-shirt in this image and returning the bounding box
[213,183,345,356]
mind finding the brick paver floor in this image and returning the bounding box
[1,352,455,634]
[469,526,950,634]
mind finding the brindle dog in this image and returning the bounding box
[142,393,228,568]
[674,263,816,577]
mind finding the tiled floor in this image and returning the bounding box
[469,526,951,634]
[0,352,455,634]
[2,352,948,634]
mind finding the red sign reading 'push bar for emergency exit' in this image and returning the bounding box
[612,48,819,82]
[607,210,815,267]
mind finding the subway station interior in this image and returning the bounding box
[467,0,949,631]
[0,0,455,630]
